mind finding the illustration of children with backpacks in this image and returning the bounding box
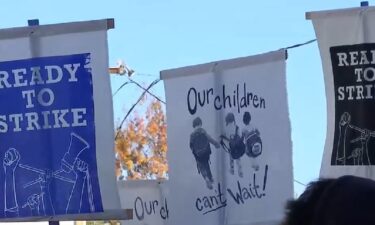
[189,117,220,190]
[220,112,245,178]
[242,111,262,171]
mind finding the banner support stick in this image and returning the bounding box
[27,17,60,225]
[49,221,60,225]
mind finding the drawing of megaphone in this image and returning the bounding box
[61,133,90,173]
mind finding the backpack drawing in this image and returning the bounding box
[228,126,245,159]
[191,129,211,158]
[244,129,262,157]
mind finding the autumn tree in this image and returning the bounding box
[115,99,168,180]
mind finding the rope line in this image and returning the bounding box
[285,39,317,49]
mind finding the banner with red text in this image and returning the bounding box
[161,50,293,225]
[307,6,375,179]
[0,20,124,221]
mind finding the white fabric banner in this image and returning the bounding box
[0,20,123,221]
[308,7,375,178]
[161,50,293,225]
[118,180,168,225]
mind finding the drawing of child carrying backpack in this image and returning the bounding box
[189,117,220,190]
[220,113,245,178]
[241,111,262,171]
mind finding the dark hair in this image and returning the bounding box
[282,176,375,225]
[281,178,335,225]
[225,113,235,125]
[243,112,251,125]
[192,117,202,128]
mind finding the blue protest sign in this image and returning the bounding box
[0,53,103,218]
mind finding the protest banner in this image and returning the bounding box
[118,180,168,225]
[0,19,126,221]
[161,50,293,225]
[307,6,375,178]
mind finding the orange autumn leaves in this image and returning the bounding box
[115,100,168,180]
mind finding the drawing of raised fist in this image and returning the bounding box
[339,112,351,127]
[26,194,41,210]
[73,158,88,179]
[3,148,20,173]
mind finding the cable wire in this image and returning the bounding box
[285,39,317,50]
[128,77,166,104]
[294,179,307,187]
[112,81,132,97]
[114,79,162,140]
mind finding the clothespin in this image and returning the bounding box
[28,19,39,26]
[361,1,369,7]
